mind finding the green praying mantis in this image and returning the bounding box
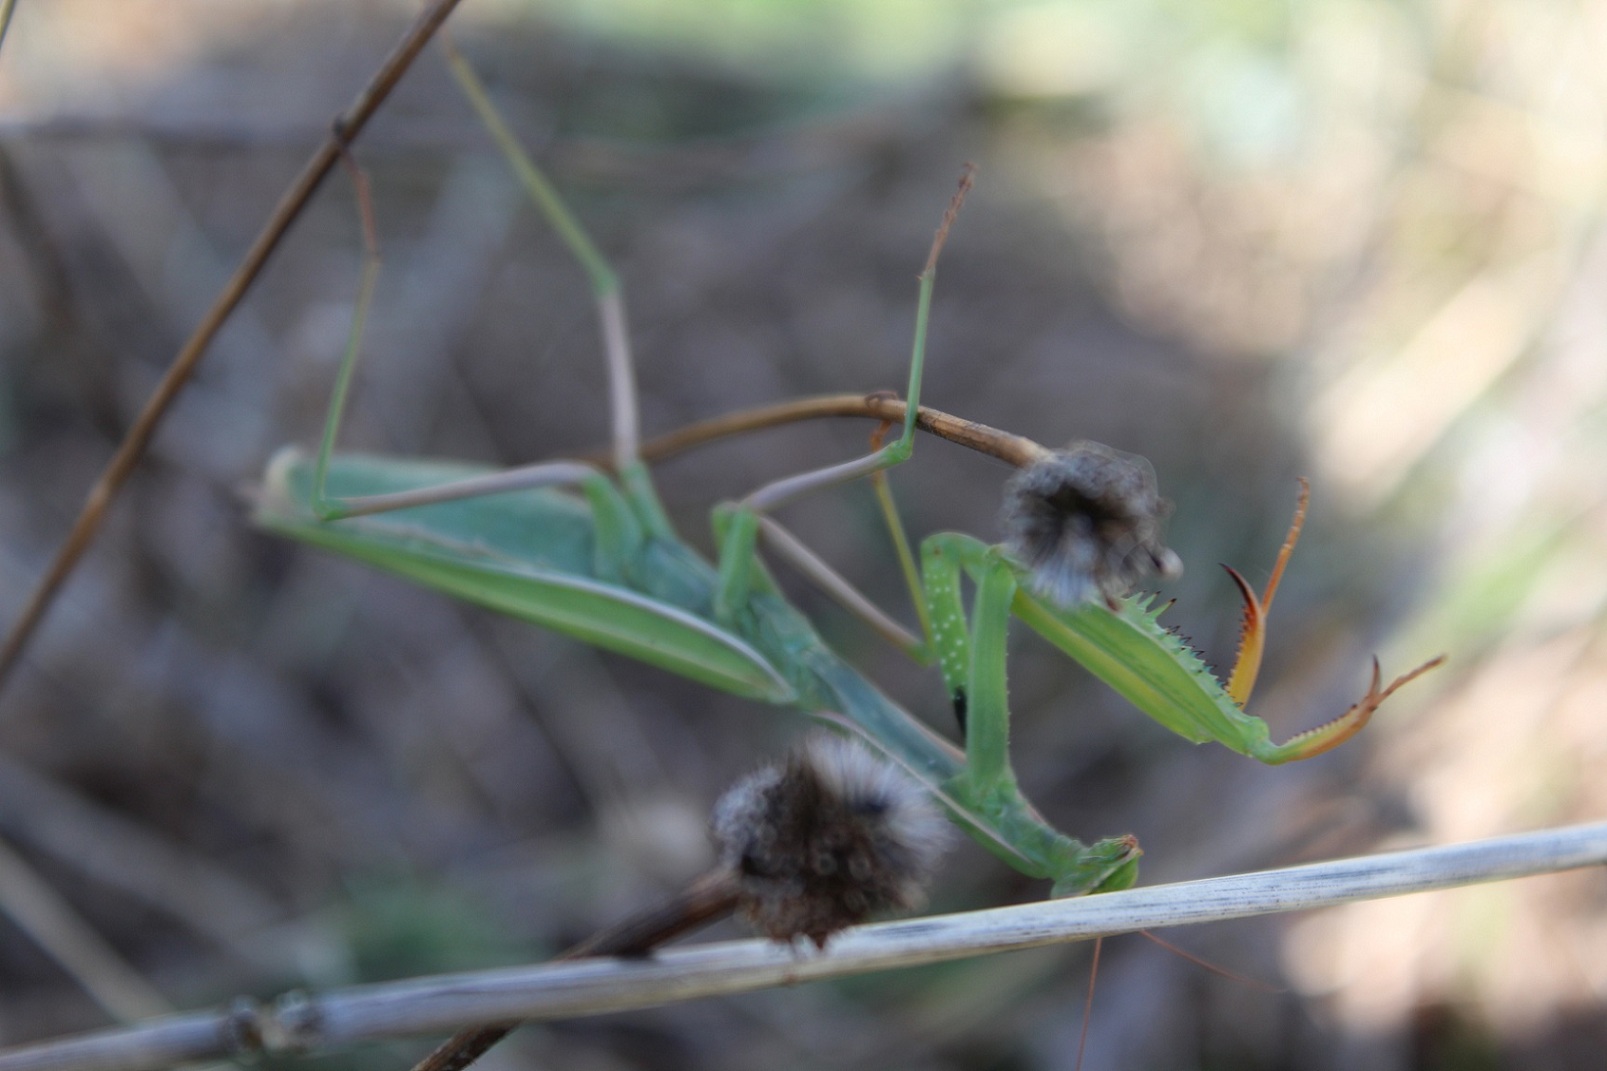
[253,45,1442,899]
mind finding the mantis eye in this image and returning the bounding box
[1002,441,1182,609]
[709,735,951,948]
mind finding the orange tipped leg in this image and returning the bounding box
[1222,565,1265,707]
[1218,479,1445,762]
[1224,479,1310,707]
[1263,654,1448,763]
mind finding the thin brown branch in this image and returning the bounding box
[0,0,467,695]
[411,869,741,1071]
[620,393,1050,470]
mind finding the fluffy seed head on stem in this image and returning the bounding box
[711,735,951,948]
[1002,440,1182,608]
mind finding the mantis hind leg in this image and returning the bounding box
[442,43,686,544]
[299,150,644,584]
[440,38,642,475]
[301,44,672,583]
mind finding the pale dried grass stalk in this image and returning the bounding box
[2,821,1604,1071]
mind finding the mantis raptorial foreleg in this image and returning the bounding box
[640,393,1443,769]
[926,512,1444,768]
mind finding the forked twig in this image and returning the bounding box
[2,821,1603,1071]
[0,0,468,694]
[617,393,1051,469]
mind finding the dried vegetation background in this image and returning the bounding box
[1,1,1606,1068]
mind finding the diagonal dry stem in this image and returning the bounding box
[0,0,468,696]
[0,835,170,1024]
[410,870,742,1071]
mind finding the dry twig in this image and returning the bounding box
[0,0,468,693]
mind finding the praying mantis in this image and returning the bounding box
[253,45,1441,900]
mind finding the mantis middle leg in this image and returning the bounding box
[710,167,974,626]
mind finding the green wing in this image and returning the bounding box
[255,449,795,704]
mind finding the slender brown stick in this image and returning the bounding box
[626,393,1050,470]
[411,870,742,1071]
[0,0,467,694]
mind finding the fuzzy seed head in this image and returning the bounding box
[710,735,951,947]
[1002,441,1182,608]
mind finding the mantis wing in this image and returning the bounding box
[256,449,795,704]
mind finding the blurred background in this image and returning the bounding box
[2,0,1606,1067]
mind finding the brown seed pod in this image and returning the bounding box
[1002,440,1183,609]
[711,735,951,948]
[413,738,949,1071]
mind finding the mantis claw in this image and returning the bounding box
[1267,653,1448,763]
[1222,564,1265,707]
[1223,479,1309,707]
[1211,480,1444,762]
